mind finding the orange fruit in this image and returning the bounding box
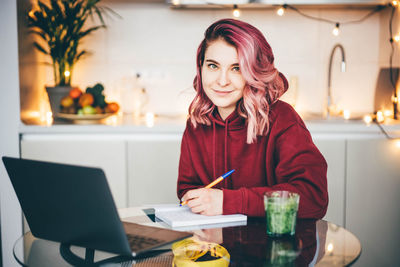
[78,93,94,107]
[69,87,82,99]
[60,96,74,108]
[106,102,120,113]
[95,106,103,114]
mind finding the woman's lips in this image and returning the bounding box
[213,89,233,96]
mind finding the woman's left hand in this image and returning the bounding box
[181,188,223,216]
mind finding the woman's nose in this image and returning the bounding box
[217,70,230,87]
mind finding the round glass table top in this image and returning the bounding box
[13,210,361,266]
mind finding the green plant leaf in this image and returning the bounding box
[33,42,49,54]
[27,0,120,86]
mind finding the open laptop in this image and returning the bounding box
[2,156,191,257]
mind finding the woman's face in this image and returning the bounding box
[201,39,246,120]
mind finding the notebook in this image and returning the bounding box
[154,204,247,229]
[2,157,191,257]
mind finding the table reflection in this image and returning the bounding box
[14,216,360,266]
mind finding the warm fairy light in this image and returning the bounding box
[396,139,400,148]
[145,112,155,127]
[233,5,240,18]
[332,23,340,36]
[343,110,350,120]
[384,109,392,117]
[394,35,400,42]
[64,70,70,77]
[392,95,398,103]
[172,0,180,5]
[376,111,385,123]
[363,115,372,125]
[392,1,399,7]
[327,243,334,253]
[45,111,53,126]
[277,7,285,16]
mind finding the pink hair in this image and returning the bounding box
[189,18,288,144]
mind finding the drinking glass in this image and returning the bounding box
[264,191,300,237]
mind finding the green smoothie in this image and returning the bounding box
[264,191,300,237]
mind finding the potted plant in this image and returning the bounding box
[27,0,118,116]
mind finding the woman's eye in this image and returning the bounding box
[208,64,217,69]
[232,66,240,72]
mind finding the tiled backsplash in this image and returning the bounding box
[18,1,400,119]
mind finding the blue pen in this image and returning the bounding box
[180,169,235,206]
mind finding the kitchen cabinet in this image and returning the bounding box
[346,138,400,267]
[127,134,182,206]
[313,138,346,226]
[20,135,127,208]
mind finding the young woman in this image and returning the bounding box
[177,18,328,218]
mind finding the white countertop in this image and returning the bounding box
[19,114,400,138]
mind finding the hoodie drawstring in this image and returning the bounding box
[213,120,216,180]
[224,120,229,188]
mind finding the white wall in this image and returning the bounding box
[21,1,394,119]
[0,1,23,266]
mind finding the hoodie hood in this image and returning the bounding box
[209,107,246,130]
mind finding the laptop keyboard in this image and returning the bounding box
[127,234,165,250]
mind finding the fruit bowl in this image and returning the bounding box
[56,113,114,124]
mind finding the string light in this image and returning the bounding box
[277,6,285,16]
[327,243,334,253]
[376,110,385,123]
[384,109,393,117]
[233,4,240,18]
[332,23,340,36]
[64,70,70,77]
[145,112,155,127]
[363,115,372,125]
[343,109,351,120]
[396,139,400,148]
[394,34,400,42]
[392,1,399,7]
[278,4,386,37]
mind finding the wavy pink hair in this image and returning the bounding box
[189,18,288,144]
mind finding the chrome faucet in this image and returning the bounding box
[326,44,346,118]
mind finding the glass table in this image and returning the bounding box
[13,207,361,266]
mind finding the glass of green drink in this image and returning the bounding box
[264,191,300,237]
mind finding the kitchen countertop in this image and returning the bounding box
[19,114,400,138]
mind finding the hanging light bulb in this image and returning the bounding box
[233,4,240,18]
[277,6,285,16]
[332,23,340,36]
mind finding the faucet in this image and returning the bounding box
[326,44,346,118]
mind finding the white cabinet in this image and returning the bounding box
[313,138,346,226]
[127,134,182,206]
[346,138,400,267]
[20,135,127,208]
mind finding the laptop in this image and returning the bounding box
[2,156,191,257]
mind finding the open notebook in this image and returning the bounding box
[153,204,247,229]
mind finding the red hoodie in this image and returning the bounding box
[177,100,328,218]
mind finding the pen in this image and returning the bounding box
[180,169,235,206]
